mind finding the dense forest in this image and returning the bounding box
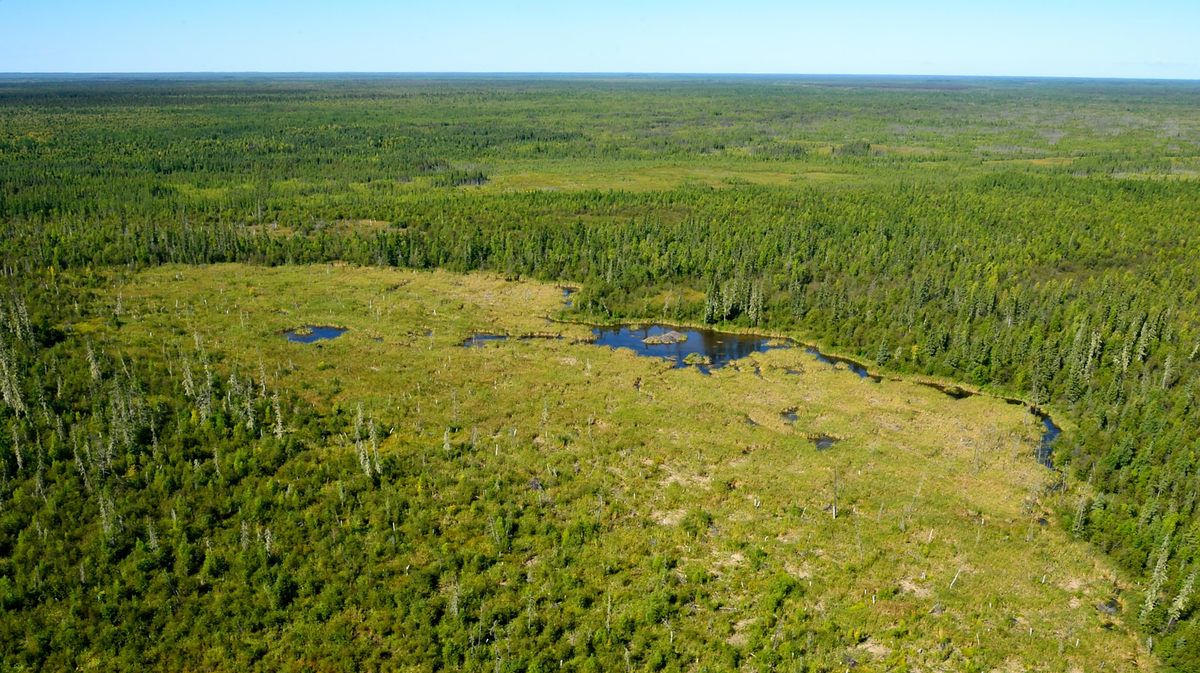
[2,75,1200,670]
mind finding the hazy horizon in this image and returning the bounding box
[1,72,1198,83]
[3,1,1198,79]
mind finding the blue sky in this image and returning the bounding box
[2,1,1197,78]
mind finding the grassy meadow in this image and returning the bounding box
[100,263,1152,671]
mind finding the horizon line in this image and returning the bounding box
[1,71,1199,84]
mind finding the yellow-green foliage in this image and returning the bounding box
[114,264,1154,671]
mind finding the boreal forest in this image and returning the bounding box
[1,75,1199,671]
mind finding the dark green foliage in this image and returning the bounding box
[429,169,490,188]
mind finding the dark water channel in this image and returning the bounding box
[919,382,1062,467]
[805,347,881,382]
[1033,410,1061,468]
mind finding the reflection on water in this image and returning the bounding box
[284,326,346,343]
[590,324,790,370]
[1034,409,1061,468]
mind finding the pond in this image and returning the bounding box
[811,434,839,450]
[590,324,791,371]
[284,326,347,343]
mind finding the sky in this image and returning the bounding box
[1,1,1198,79]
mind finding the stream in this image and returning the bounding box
[584,322,1063,467]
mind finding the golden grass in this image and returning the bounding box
[114,264,1154,671]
